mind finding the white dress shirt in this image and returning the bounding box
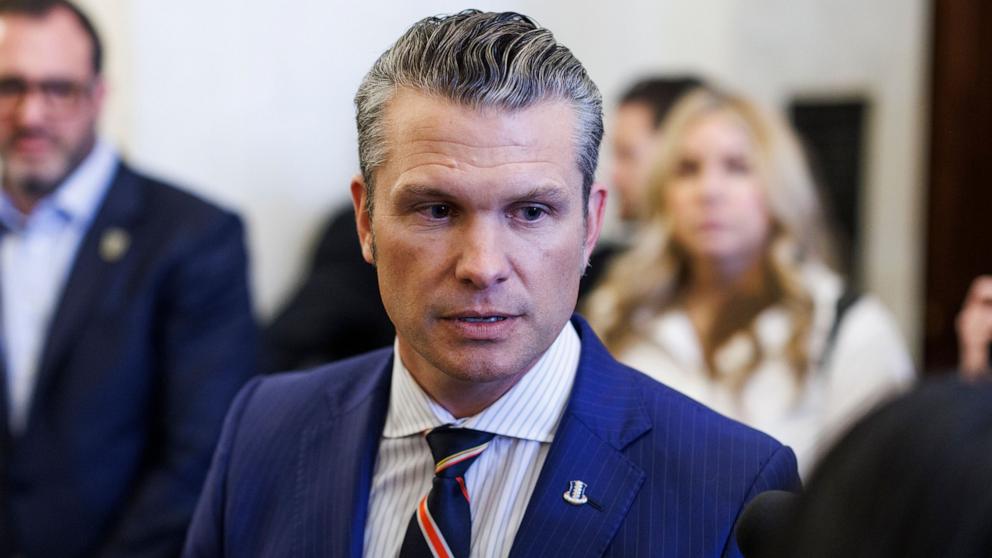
[0,139,118,433]
[363,322,581,558]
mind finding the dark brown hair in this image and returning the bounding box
[0,0,103,74]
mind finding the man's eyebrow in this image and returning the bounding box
[394,184,450,199]
[393,184,572,203]
[516,185,570,204]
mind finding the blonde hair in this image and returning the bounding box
[586,88,835,389]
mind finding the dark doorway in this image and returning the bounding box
[790,98,869,283]
[925,0,992,369]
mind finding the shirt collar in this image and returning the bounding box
[383,321,581,444]
[0,138,118,231]
[47,138,118,223]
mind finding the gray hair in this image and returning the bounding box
[354,10,603,215]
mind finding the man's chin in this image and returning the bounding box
[433,349,538,386]
[6,165,67,199]
[23,178,62,198]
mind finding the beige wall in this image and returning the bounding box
[76,0,131,149]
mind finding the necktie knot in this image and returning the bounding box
[400,425,495,558]
[426,424,495,479]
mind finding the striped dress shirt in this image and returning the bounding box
[363,322,580,558]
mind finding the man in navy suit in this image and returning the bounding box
[185,10,800,558]
[0,1,256,556]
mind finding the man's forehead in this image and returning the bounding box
[377,88,581,179]
[386,88,574,132]
[0,9,94,77]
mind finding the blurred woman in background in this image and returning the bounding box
[585,88,914,473]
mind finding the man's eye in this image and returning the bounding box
[41,81,77,99]
[517,206,548,222]
[0,79,26,97]
[423,204,451,219]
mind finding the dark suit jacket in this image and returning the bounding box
[263,206,393,371]
[0,163,257,558]
[578,241,622,301]
[184,315,800,557]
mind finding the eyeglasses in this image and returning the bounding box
[0,76,95,118]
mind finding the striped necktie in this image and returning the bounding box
[399,424,495,558]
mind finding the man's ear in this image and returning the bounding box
[350,175,375,265]
[90,75,107,116]
[583,182,608,264]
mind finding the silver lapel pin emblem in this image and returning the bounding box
[100,227,130,263]
[563,480,588,506]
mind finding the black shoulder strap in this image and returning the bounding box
[819,286,862,371]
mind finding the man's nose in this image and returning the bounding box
[454,217,511,290]
[10,91,48,126]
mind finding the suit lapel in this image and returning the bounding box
[295,351,392,558]
[29,163,140,429]
[510,316,651,558]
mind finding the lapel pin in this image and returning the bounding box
[563,480,589,506]
[100,227,130,263]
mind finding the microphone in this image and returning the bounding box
[734,490,799,558]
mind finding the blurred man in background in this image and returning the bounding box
[579,75,703,297]
[610,76,704,223]
[0,1,256,555]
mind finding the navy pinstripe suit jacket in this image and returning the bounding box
[184,315,800,557]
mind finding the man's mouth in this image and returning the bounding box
[9,132,56,155]
[439,311,521,340]
[456,316,508,323]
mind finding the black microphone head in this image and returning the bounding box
[735,490,799,558]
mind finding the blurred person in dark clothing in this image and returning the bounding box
[263,205,393,371]
[579,75,704,298]
[0,1,256,556]
[773,377,992,558]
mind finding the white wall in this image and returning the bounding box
[89,1,929,359]
[76,0,131,146]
